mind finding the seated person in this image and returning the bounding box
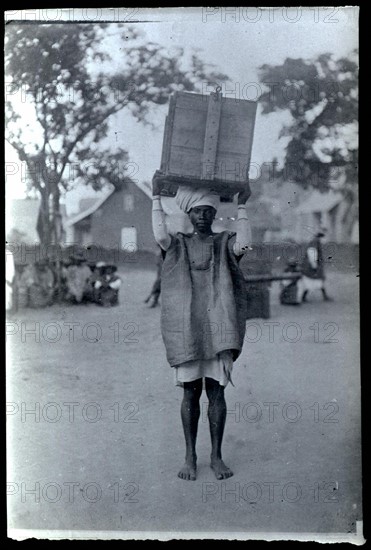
[64,253,92,304]
[279,258,302,306]
[28,258,55,308]
[93,262,121,307]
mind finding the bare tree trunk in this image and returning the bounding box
[52,185,63,302]
[36,189,52,248]
[342,201,358,242]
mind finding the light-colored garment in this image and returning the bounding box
[65,264,91,302]
[300,276,324,294]
[18,264,37,287]
[306,247,318,269]
[175,185,220,213]
[174,350,234,387]
[94,274,121,290]
[6,252,15,310]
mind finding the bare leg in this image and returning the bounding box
[178,379,202,480]
[205,378,233,480]
[149,290,160,308]
[301,289,309,303]
[321,287,333,301]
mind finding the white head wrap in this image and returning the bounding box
[175,185,220,214]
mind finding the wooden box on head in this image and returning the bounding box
[157,87,257,201]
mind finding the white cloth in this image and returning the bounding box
[233,205,251,256]
[307,247,318,269]
[6,252,15,310]
[152,197,172,250]
[174,350,234,387]
[175,185,220,213]
[301,276,324,293]
[109,279,121,290]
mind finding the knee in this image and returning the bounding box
[183,380,202,402]
[205,378,225,402]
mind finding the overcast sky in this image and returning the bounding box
[5,7,358,211]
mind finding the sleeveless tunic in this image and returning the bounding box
[160,231,247,385]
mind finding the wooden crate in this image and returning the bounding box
[158,90,257,198]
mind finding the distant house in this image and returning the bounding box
[259,180,307,243]
[294,190,341,242]
[250,175,358,244]
[65,179,157,252]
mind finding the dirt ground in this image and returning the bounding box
[6,268,362,539]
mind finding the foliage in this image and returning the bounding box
[5,23,227,243]
[258,52,358,195]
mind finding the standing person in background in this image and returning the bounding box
[6,246,16,311]
[152,172,252,481]
[17,263,36,308]
[300,231,333,302]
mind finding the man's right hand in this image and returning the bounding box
[152,171,164,197]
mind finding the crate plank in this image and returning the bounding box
[201,94,222,179]
[158,90,257,196]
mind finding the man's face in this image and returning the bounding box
[188,206,216,232]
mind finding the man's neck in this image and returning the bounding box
[194,229,213,240]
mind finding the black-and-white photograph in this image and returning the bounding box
[5,7,361,543]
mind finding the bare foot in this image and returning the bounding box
[211,458,233,480]
[178,459,197,481]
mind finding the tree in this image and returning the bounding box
[258,52,358,240]
[258,53,358,187]
[5,23,227,246]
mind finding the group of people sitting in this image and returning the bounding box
[12,253,122,309]
[62,253,122,307]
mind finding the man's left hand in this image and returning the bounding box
[237,180,251,204]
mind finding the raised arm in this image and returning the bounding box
[152,172,171,251]
[233,181,252,256]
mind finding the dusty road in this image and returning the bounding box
[7,268,362,538]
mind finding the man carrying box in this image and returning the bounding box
[152,172,252,481]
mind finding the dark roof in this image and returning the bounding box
[66,180,152,226]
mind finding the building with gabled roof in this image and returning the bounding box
[64,179,157,253]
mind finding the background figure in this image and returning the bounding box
[93,262,121,307]
[64,253,92,304]
[17,264,35,308]
[144,246,163,308]
[300,231,332,302]
[6,249,16,311]
[279,259,302,306]
[28,259,55,308]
